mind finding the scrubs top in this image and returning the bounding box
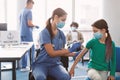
[19,8,33,41]
[35,28,66,65]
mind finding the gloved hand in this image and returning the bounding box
[68,42,81,53]
[35,26,39,29]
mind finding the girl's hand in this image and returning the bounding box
[107,76,115,80]
[69,67,75,77]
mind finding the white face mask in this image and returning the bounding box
[71,27,77,31]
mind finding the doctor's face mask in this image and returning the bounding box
[56,21,65,28]
[56,15,66,29]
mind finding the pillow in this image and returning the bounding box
[116,47,120,72]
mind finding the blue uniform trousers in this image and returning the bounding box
[32,63,71,80]
[20,36,35,68]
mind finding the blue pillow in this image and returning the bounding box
[116,47,120,72]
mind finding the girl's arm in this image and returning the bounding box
[69,48,88,77]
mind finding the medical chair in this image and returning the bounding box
[116,47,120,72]
[115,47,120,80]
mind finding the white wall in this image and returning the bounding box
[103,0,120,46]
[7,0,17,30]
[17,0,27,30]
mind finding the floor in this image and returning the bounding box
[1,57,88,80]
[1,58,120,80]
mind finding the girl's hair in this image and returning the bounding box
[91,19,112,61]
[46,8,67,39]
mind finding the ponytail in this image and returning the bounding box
[105,30,112,61]
[46,18,54,39]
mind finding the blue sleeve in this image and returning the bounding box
[40,29,51,46]
[27,11,32,21]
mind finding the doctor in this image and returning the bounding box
[19,0,38,70]
[31,8,81,80]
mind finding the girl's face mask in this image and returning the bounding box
[93,31,103,39]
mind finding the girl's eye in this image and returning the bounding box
[93,30,98,33]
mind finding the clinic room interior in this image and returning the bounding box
[0,0,120,80]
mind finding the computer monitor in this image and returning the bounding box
[0,23,7,31]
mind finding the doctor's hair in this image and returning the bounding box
[91,19,112,61]
[46,8,67,39]
[27,0,34,4]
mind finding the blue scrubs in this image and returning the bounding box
[32,28,70,80]
[19,8,35,68]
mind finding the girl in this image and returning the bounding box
[69,19,116,80]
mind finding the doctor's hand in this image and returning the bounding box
[61,49,75,57]
[68,42,81,53]
[64,52,75,57]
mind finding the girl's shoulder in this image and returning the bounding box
[86,38,98,49]
[88,38,98,43]
[86,38,98,46]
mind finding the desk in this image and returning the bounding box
[0,42,33,80]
